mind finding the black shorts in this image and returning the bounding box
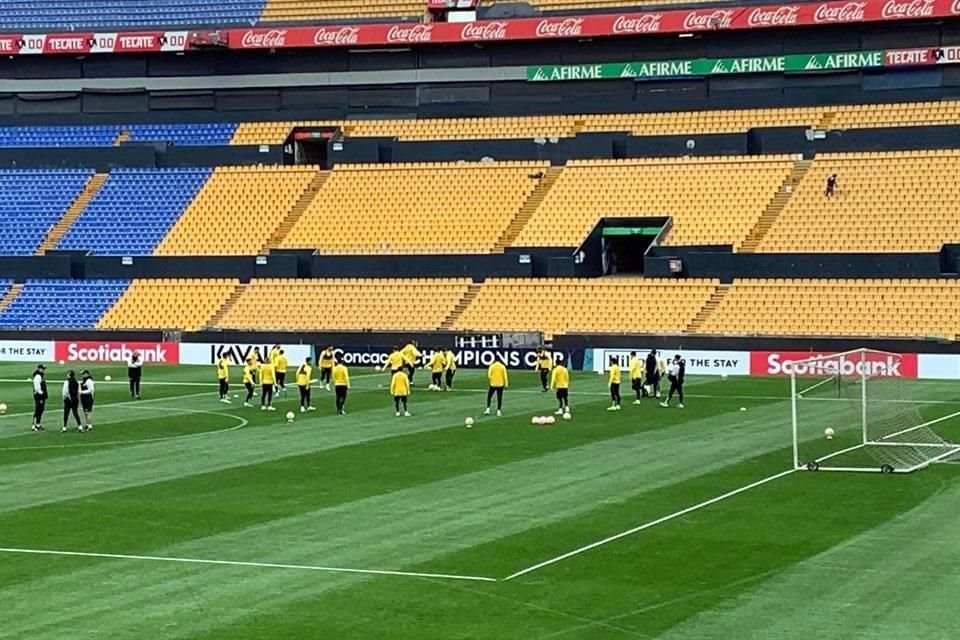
[276,372,286,385]
[631,378,643,390]
[556,388,569,403]
[81,396,94,412]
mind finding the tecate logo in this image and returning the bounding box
[240,29,287,48]
[534,18,585,38]
[813,1,867,22]
[682,9,735,30]
[747,6,800,26]
[765,354,904,377]
[313,26,360,46]
[881,0,935,18]
[386,24,434,43]
[612,14,663,33]
[460,21,508,41]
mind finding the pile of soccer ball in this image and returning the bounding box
[532,416,556,425]
[427,384,443,391]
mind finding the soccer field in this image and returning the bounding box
[2,362,960,639]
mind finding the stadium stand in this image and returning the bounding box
[0,0,266,29]
[511,156,795,249]
[452,278,718,338]
[0,169,92,256]
[215,278,471,331]
[258,0,423,21]
[56,168,211,256]
[0,279,129,329]
[279,162,547,254]
[756,150,960,253]
[126,124,238,146]
[697,279,960,339]
[98,279,239,332]
[0,126,119,148]
[154,166,318,256]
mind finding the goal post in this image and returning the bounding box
[790,348,960,474]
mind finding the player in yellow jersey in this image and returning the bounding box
[275,349,289,397]
[534,347,552,392]
[443,349,457,391]
[607,356,622,411]
[259,359,276,411]
[216,355,231,404]
[384,346,404,374]
[629,351,647,404]
[428,351,446,391]
[319,346,334,391]
[242,357,257,408]
[296,357,314,413]
[269,344,281,372]
[390,369,411,417]
[550,356,571,415]
[484,356,508,417]
[333,358,350,415]
[401,341,421,384]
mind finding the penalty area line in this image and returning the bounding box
[0,547,497,583]
[502,467,797,582]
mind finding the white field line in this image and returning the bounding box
[502,468,797,582]
[0,372,382,388]
[796,376,836,397]
[0,547,497,583]
[0,390,215,421]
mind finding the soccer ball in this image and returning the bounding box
[465,417,474,428]
[104,375,112,382]
[0,403,6,413]
[562,412,571,421]
[530,416,539,425]
[721,374,728,380]
[58,359,65,366]
[374,365,381,372]
[824,427,835,440]
[286,411,295,422]
[545,416,556,425]
[739,407,747,412]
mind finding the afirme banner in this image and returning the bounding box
[226,1,958,51]
[179,343,313,366]
[527,50,884,81]
[0,340,55,363]
[590,349,751,376]
[330,345,586,370]
[54,341,181,365]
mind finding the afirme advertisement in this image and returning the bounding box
[178,343,313,366]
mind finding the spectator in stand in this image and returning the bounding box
[825,173,838,198]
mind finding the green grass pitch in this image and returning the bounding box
[2,362,960,639]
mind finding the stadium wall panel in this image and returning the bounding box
[310,254,533,279]
[0,147,156,170]
[81,90,149,114]
[161,145,283,167]
[148,90,217,111]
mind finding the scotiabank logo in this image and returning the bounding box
[55,341,179,364]
[750,351,917,378]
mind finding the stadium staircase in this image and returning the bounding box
[440,283,482,330]
[36,173,108,256]
[0,284,23,314]
[113,130,131,147]
[206,283,246,328]
[493,166,563,252]
[685,283,729,333]
[263,170,328,254]
[816,111,838,130]
[739,159,812,253]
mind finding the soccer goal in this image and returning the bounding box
[791,348,960,474]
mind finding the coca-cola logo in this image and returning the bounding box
[313,26,360,46]
[682,9,735,30]
[386,24,434,43]
[534,18,585,38]
[813,2,867,23]
[460,21,508,41]
[881,0,935,18]
[612,14,663,34]
[747,6,801,26]
[240,29,287,48]
[952,0,960,14]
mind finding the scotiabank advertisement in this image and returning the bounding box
[750,351,918,378]
[54,341,180,365]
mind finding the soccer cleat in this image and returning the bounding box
[267,406,276,411]
[260,406,267,411]
[325,384,331,391]
[86,425,93,431]
[659,402,669,408]
[395,411,401,417]
[307,406,316,411]
[484,408,491,415]
[554,409,564,415]
[339,410,346,416]
[404,411,412,417]
[678,403,685,409]
[616,405,622,411]
[220,398,231,404]
[78,426,84,432]
[300,407,306,413]
[244,402,253,408]
[496,410,502,417]
[61,426,67,433]
[633,399,642,405]
[607,406,618,411]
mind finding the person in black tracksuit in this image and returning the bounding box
[645,350,659,399]
[31,364,48,432]
[80,369,95,431]
[660,356,686,408]
[127,352,142,399]
[62,370,84,432]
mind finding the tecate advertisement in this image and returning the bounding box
[749,351,919,378]
[54,341,180,365]
[178,343,313,366]
[329,345,585,370]
[591,349,750,375]
[0,340,55,363]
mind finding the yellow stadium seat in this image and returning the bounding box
[98,279,239,331]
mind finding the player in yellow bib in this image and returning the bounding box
[296,357,314,412]
[443,349,457,391]
[390,370,411,417]
[428,352,446,390]
[607,356,622,411]
[551,357,571,415]
[333,359,350,415]
[216,356,230,404]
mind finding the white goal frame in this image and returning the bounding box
[790,348,960,474]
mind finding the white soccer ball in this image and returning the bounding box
[739,407,746,412]
[721,374,728,380]
[465,417,474,428]
[562,412,571,421]
[531,416,539,425]
[58,360,65,366]
[825,427,835,440]
[104,375,112,382]
[374,365,381,372]
[545,416,556,425]
[286,411,295,422]
[0,403,6,413]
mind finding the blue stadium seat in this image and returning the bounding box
[55,168,211,256]
[126,123,238,146]
[0,169,93,256]
[0,1,267,29]
[0,279,129,329]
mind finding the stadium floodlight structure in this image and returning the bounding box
[791,348,960,474]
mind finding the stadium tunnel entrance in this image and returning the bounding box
[284,127,340,168]
[597,217,669,275]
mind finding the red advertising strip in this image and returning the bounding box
[227,0,959,51]
[54,341,180,365]
[749,351,918,378]
[0,31,188,56]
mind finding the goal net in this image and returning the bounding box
[791,348,960,474]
